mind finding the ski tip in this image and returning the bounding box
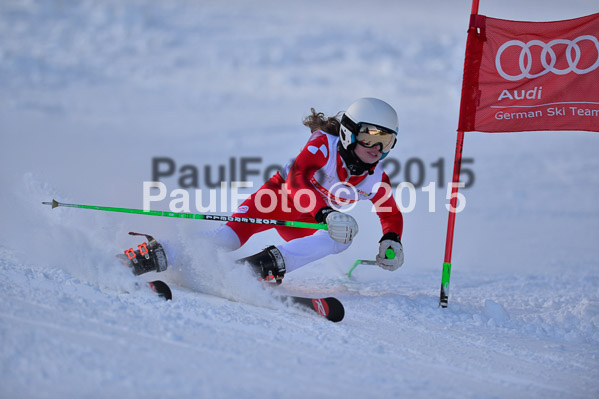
[286,296,345,323]
[323,297,344,322]
[149,280,172,301]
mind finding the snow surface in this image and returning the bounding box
[1,0,598,398]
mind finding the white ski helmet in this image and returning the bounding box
[340,98,399,160]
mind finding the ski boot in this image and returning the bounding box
[119,232,168,276]
[237,245,286,284]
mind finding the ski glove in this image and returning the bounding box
[376,233,404,271]
[316,207,359,244]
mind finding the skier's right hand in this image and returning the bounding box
[316,207,358,244]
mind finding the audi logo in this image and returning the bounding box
[495,35,599,81]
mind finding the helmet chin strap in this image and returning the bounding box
[338,142,377,175]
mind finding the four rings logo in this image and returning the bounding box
[495,35,599,81]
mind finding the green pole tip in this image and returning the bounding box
[347,260,362,278]
[42,199,59,209]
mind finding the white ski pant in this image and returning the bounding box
[199,225,351,273]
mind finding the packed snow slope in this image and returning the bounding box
[1,1,598,398]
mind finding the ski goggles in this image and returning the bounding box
[342,114,397,153]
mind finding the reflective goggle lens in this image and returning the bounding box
[356,124,396,152]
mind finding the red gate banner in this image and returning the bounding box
[458,13,599,133]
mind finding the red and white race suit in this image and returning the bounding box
[221,130,403,272]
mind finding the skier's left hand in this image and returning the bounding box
[315,207,359,244]
[376,233,404,271]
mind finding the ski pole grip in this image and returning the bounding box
[385,248,396,259]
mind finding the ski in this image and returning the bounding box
[133,276,340,320]
[115,232,340,318]
[147,280,172,301]
[279,295,344,322]
[117,251,172,301]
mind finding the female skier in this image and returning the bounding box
[124,98,404,282]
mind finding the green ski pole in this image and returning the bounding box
[347,248,395,278]
[42,199,328,231]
